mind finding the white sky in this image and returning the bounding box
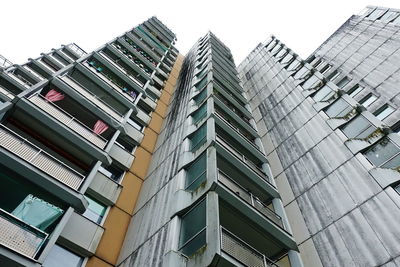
[1,0,400,65]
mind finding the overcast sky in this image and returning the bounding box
[2,0,400,65]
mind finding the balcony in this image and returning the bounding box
[65,43,87,59]
[0,54,12,69]
[216,135,269,184]
[220,227,278,267]
[218,171,283,229]
[28,93,108,149]
[215,111,261,153]
[0,208,48,259]
[0,124,85,190]
[60,76,124,122]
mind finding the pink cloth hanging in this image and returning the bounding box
[45,89,65,102]
[93,120,109,135]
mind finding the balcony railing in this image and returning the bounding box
[0,124,85,190]
[29,93,108,149]
[0,85,15,99]
[66,43,87,58]
[220,227,278,267]
[0,55,13,69]
[0,208,48,259]
[214,92,253,129]
[218,171,283,228]
[215,111,262,153]
[216,135,272,185]
[60,76,124,122]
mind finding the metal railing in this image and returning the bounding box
[60,76,124,122]
[66,43,87,58]
[0,208,48,259]
[214,91,253,129]
[0,85,15,99]
[29,93,108,149]
[0,54,13,69]
[84,62,137,103]
[0,124,85,190]
[220,227,278,267]
[218,171,283,228]
[215,111,262,153]
[216,135,271,184]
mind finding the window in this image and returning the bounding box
[313,84,335,102]
[336,77,350,88]
[190,125,207,152]
[360,94,377,107]
[98,165,124,183]
[340,115,376,139]
[185,153,206,191]
[327,70,340,81]
[193,88,207,105]
[364,138,400,169]
[320,64,331,74]
[302,75,322,90]
[324,98,353,118]
[313,59,322,68]
[374,105,395,120]
[43,244,83,267]
[194,76,208,91]
[82,196,107,224]
[347,84,363,98]
[192,103,207,125]
[179,199,206,256]
[380,11,399,22]
[127,118,144,132]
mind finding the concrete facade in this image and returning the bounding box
[238,6,400,267]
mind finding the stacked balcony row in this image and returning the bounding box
[0,17,178,266]
[171,33,298,267]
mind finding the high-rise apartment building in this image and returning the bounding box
[0,17,182,267]
[239,5,400,267]
[2,5,400,267]
[116,32,301,267]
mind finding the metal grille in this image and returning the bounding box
[0,125,84,190]
[30,95,107,148]
[221,228,265,267]
[0,209,47,258]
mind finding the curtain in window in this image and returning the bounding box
[45,89,65,102]
[93,120,109,135]
[12,194,64,231]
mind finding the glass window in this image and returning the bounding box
[179,199,206,256]
[327,70,340,81]
[82,196,107,224]
[313,59,322,68]
[98,165,123,182]
[190,125,207,152]
[192,103,207,125]
[341,115,376,139]
[336,77,350,88]
[185,153,207,191]
[127,118,144,132]
[195,76,208,91]
[193,88,207,105]
[364,138,400,168]
[324,98,353,118]
[43,244,83,267]
[320,64,331,74]
[313,84,335,102]
[374,105,395,120]
[360,94,377,107]
[380,11,399,22]
[302,75,322,90]
[347,84,363,98]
